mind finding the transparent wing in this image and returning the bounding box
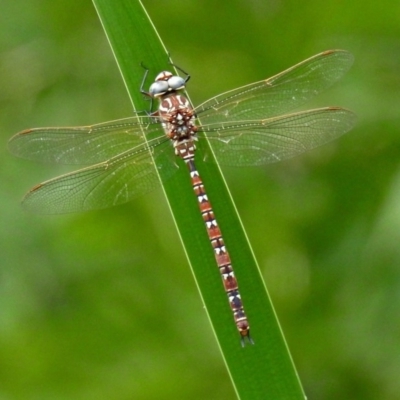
[195,50,354,124]
[21,136,176,214]
[8,115,162,164]
[200,107,356,166]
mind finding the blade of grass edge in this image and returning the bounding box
[92,1,305,399]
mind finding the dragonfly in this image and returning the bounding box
[8,49,356,345]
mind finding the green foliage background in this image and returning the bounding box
[1,0,399,399]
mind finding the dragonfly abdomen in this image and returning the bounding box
[186,158,252,345]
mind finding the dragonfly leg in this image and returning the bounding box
[167,58,191,84]
[139,63,154,112]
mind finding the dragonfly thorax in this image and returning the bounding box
[159,94,197,139]
[149,71,187,97]
[157,92,198,159]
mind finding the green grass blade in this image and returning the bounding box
[92,0,305,398]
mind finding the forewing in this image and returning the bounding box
[200,107,357,166]
[8,115,161,164]
[21,136,175,214]
[195,50,354,124]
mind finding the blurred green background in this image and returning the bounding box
[1,0,400,399]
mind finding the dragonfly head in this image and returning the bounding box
[149,71,187,97]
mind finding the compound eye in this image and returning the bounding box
[168,76,186,90]
[149,81,169,96]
